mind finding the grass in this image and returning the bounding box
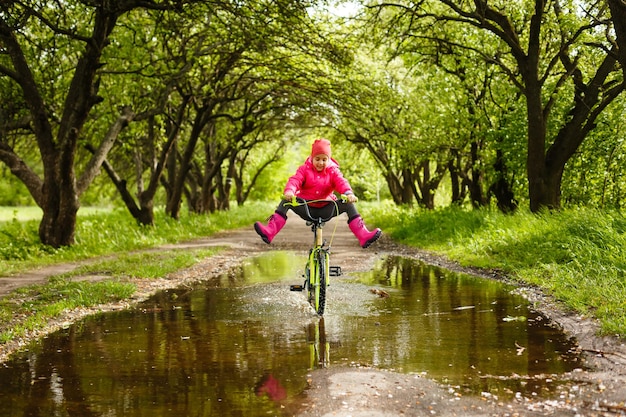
[368,203,626,337]
[0,279,136,343]
[0,202,272,275]
[59,248,221,280]
[0,248,220,343]
[0,206,43,222]
[0,206,109,222]
[0,202,272,346]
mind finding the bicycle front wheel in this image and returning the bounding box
[315,250,328,315]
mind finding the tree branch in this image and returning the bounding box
[76,105,135,195]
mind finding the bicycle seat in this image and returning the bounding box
[290,197,339,227]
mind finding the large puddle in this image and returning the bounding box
[0,253,584,416]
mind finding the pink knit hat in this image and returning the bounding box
[311,139,331,158]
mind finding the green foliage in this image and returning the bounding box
[370,205,626,337]
[0,202,272,276]
[562,98,626,208]
[332,143,390,201]
[245,140,307,201]
[0,176,35,206]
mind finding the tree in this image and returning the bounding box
[155,0,354,217]
[372,0,625,212]
[0,0,192,246]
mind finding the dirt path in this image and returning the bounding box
[1,216,626,416]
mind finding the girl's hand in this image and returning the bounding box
[345,193,358,203]
[283,192,295,201]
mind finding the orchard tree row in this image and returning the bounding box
[1,0,625,247]
[338,0,626,212]
[0,0,352,246]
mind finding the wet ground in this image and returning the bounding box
[1,215,626,416]
[0,253,587,416]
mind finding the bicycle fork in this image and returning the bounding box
[290,247,341,292]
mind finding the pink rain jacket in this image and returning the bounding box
[283,157,352,205]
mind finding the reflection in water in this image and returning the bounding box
[348,256,584,395]
[255,373,287,402]
[307,318,330,370]
[0,253,585,416]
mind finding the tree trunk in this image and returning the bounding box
[527,48,622,212]
[448,155,462,205]
[38,170,80,248]
[489,148,518,213]
[401,168,416,205]
[525,88,551,212]
[383,170,407,205]
[95,153,155,226]
[166,108,209,219]
[467,140,487,208]
[607,0,626,78]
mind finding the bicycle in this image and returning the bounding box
[288,196,344,315]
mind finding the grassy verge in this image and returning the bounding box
[0,248,220,343]
[0,202,272,275]
[367,203,626,338]
[0,203,271,346]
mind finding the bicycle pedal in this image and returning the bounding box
[290,285,305,291]
[329,266,342,276]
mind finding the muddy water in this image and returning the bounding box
[0,253,584,416]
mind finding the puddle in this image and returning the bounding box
[347,256,583,392]
[0,253,584,416]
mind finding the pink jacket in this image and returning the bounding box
[284,157,352,203]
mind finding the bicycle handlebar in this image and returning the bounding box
[285,194,356,207]
[284,194,355,224]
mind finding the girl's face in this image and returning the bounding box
[312,154,329,171]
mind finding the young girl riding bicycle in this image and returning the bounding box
[254,138,382,248]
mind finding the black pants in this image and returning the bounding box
[275,199,359,222]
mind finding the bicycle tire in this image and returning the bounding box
[316,250,327,315]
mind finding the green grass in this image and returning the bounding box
[60,249,220,280]
[0,278,136,343]
[0,206,43,222]
[0,206,110,222]
[368,204,626,337]
[0,202,272,346]
[0,202,272,275]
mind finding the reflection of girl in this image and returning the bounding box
[254,138,382,248]
[255,373,286,402]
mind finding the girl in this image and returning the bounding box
[254,138,381,248]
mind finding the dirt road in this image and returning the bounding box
[1,216,626,416]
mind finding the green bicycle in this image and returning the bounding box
[289,197,343,315]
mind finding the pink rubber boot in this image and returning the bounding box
[254,212,287,244]
[348,216,382,248]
